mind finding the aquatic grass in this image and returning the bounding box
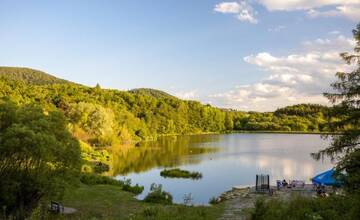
[160,168,202,180]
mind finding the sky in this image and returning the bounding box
[0,0,359,111]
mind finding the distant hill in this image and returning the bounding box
[130,88,176,99]
[0,67,70,85]
[0,66,338,143]
[274,104,330,117]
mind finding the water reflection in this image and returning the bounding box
[108,135,219,175]
[113,133,333,204]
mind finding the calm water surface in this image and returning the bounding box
[114,133,333,204]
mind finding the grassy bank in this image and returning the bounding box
[51,184,224,220]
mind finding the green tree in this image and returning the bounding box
[224,112,234,130]
[313,23,360,193]
[0,101,81,218]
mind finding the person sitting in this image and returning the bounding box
[282,179,288,187]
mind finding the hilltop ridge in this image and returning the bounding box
[0,66,70,85]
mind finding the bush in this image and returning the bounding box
[122,178,144,195]
[209,196,220,205]
[143,183,173,204]
[160,168,202,180]
[93,162,110,173]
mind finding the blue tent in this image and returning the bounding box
[311,168,342,186]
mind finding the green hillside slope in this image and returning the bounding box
[0,66,70,85]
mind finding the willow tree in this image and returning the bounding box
[313,23,360,192]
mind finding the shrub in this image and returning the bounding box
[160,168,202,180]
[143,183,173,204]
[93,162,110,173]
[122,178,144,195]
[209,196,219,205]
[81,164,93,173]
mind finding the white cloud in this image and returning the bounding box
[307,4,360,21]
[214,0,360,23]
[257,0,359,11]
[214,1,258,24]
[175,90,199,100]
[214,2,241,13]
[208,35,355,111]
[257,0,360,21]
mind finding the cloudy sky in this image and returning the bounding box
[0,0,359,111]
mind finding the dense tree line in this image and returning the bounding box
[0,67,339,148]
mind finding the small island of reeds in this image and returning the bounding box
[160,168,203,180]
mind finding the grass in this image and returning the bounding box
[143,183,173,205]
[250,194,360,220]
[160,168,202,180]
[50,184,223,220]
[79,173,144,194]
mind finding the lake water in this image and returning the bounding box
[114,133,333,205]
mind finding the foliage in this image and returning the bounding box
[130,88,176,99]
[209,196,220,205]
[312,23,360,193]
[0,67,340,151]
[143,183,173,205]
[93,162,110,173]
[80,173,123,186]
[251,195,360,220]
[79,173,144,194]
[122,178,144,195]
[160,168,202,179]
[232,104,333,132]
[0,100,81,218]
[0,66,69,85]
[79,140,111,174]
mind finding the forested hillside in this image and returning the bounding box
[0,66,70,85]
[0,67,338,147]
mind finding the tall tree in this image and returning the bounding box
[0,101,81,219]
[313,23,360,192]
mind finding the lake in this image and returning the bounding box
[114,133,333,205]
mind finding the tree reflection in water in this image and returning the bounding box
[107,135,220,176]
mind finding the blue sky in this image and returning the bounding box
[0,0,359,111]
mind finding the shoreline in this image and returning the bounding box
[154,130,339,140]
[116,130,340,145]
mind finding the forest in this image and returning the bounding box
[0,66,340,149]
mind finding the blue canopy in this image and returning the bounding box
[311,168,342,186]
